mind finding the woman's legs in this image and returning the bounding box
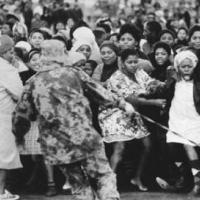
[45,164,57,196]
[110,142,125,172]
[131,136,151,191]
[184,145,200,195]
[0,169,6,194]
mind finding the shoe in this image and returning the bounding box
[156,177,176,191]
[0,190,20,200]
[62,183,72,195]
[130,179,148,191]
[45,185,58,197]
[191,184,200,196]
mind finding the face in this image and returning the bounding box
[160,33,174,47]
[143,24,151,39]
[29,53,40,71]
[2,47,14,63]
[56,22,65,32]
[119,33,137,50]
[178,58,195,81]
[1,24,11,36]
[177,29,187,41]
[123,55,139,74]
[189,31,200,50]
[29,32,44,49]
[155,48,169,66]
[101,46,117,65]
[81,62,93,76]
[67,18,75,29]
[77,45,91,60]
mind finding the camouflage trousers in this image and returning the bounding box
[59,141,120,200]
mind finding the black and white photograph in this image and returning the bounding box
[0,0,200,199]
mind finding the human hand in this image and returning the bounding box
[124,102,136,116]
[154,99,167,108]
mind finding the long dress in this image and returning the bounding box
[98,69,153,143]
[167,80,200,146]
[0,57,23,169]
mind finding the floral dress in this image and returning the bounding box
[99,69,155,143]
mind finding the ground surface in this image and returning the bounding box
[20,192,198,200]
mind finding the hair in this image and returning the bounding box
[177,27,188,35]
[118,23,141,43]
[153,41,171,56]
[120,48,139,62]
[86,59,97,69]
[146,21,162,34]
[96,23,111,34]
[29,28,44,38]
[159,29,176,40]
[188,25,200,41]
[28,48,41,61]
[93,29,106,40]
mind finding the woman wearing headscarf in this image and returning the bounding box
[147,50,200,196]
[72,26,102,64]
[12,39,135,200]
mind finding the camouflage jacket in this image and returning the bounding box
[12,63,120,165]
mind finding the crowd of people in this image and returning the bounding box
[1,0,200,200]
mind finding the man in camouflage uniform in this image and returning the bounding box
[12,40,134,200]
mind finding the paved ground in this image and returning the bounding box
[20,192,198,200]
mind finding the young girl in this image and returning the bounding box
[99,48,165,191]
[155,50,200,196]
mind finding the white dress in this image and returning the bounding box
[0,58,23,169]
[167,80,200,146]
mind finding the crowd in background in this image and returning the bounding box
[1,0,200,200]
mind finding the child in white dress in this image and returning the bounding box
[156,50,200,196]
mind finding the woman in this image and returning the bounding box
[0,35,23,200]
[92,40,119,82]
[12,39,135,200]
[99,48,165,191]
[150,42,172,81]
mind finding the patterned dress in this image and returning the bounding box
[99,69,155,143]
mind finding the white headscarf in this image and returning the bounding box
[72,27,102,64]
[68,51,86,66]
[174,50,198,71]
[71,40,92,53]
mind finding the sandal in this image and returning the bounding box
[45,182,57,197]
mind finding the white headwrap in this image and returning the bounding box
[71,40,92,53]
[174,50,198,71]
[72,27,102,64]
[68,51,86,66]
